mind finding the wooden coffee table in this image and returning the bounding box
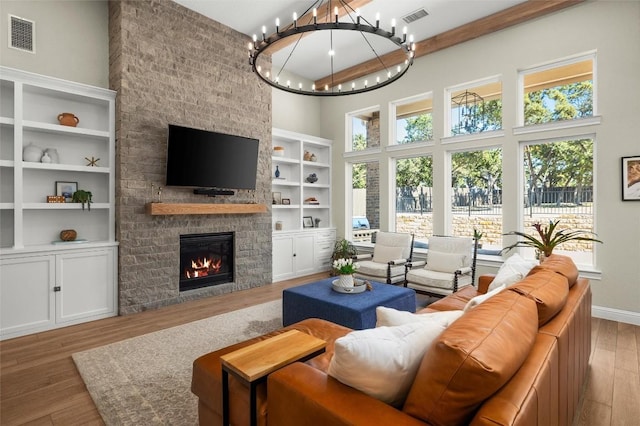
[220,330,326,426]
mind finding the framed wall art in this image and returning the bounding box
[55,181,77,202]
[303,216,314,228]
[621,156,640,201]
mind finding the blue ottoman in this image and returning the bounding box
[282,278,417,330]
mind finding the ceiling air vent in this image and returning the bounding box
[402,8,429,24]
[9,15,35,53]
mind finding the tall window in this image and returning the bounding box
[395,156,433,246]
[351,161,380,243]
[349,108,380,152]
[448,80,502,136]
[393,95,433,144]
[450,148,503,250]
[522,57,594,126]
[522,138,595,265]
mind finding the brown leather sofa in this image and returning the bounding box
[191,254,591,425]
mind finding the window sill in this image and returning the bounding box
[513,116,601,135]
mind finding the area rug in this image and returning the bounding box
[72,300,283,425]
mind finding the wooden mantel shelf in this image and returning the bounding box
[146,203,268,215]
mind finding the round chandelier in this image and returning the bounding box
[248,0,416,96]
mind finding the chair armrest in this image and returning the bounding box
[477,274,496,294]
[389,258,409,266]
[455,266,472,275]
[353,254,373,260]
[268,363,425,426]
[407,260,426,269]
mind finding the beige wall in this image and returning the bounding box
[0,0,108,88]
[315,1,640,319]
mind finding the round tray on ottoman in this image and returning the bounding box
[332,279,367,294]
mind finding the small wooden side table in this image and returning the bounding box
[220,329,326,426]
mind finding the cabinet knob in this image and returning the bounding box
[53,286,61,292]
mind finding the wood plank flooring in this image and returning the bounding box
[1,274,638,425]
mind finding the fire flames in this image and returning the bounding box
[185,256,222,279]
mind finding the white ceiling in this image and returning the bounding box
[173,0,526,81]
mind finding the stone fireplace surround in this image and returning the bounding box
[109,0,273,314]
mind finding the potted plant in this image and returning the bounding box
[502,219,602,260]
[330,238,358,276]
[473,228,484,249]
[332,257,359,288]
[72,189,93,211]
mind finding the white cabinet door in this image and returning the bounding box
[273,235,295,281]
[0,254,55,338]
[55,248,115,324]
[294,234,315,276]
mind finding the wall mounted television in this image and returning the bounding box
[166,124,259,196]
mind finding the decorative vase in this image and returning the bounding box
[336,274,354,288]
[41,152,51,163]
[22,142,43,162]
[306,173,318,183]
[44,148,59,164]
[59,229,77,241]
[275,165,280,178]
[57,112,79,127]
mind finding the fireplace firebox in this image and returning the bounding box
[180,232,234,291]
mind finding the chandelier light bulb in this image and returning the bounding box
[276,17,280,33]
[387,71,391,78]
[313,8,317,24]
[391,19,396,36]
[352,82,356,90]
[293,12,297,28]
[364,80,368,88]
[338,84,342,92]
[247,42,253,50]
[376,76,380,84]
[257,65,261,72]
[262,26,266,40]
[275,76,279,83]
[334,6,339,22]
[397,65,401,73]
[266,71,270,78]
[328,49,335,56]
[356,8,361,24]
[325,84,329,91]
[299,82,303,90]
[252,34,257,42]
[375,13,380,28]
[312,84,316,91]
[287,80,291,88]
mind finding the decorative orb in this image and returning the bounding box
[60,229,77,241]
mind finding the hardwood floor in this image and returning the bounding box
[1,274,638,425]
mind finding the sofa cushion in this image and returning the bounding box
[509,269,569,327]
[328,321,447,407]
[373,244,405,264]
[532,253,580,287]
[426,251,467,273]
[376,306,464,327]
[403,290,538,425]
[463,284,506,312]
[489,253,538,290]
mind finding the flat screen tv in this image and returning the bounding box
[166,124,259,193]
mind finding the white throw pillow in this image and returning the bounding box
[328,321,446,407]
[425,251,467,273]
[372,245,405,264]
[376,306,464,328]
[488,253,538,291]
[464,284,506,312]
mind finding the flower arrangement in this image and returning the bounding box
[332,257,359,275]
[502,219,602,257]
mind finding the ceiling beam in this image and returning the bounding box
[314,0,585,90]
[264,0,372,54]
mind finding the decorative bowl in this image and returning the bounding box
[332,279,367,294]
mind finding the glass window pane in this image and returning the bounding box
[395,156,433,247]
[450,148,503,251]
[523,59,593,126]
[352,161,379,243]
[350,110,379,151]
[450,81,502,135]
[396,97,433,144]
[522,139,595,264]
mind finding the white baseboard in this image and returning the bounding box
[592,305,640,326]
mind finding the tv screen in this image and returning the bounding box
[166,124,259,190]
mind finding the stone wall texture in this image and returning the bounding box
[366,112,380,230]
[109,0,272,314]
[397,213,595,251]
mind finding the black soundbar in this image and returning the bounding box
[193,188,235,197]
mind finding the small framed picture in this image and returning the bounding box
[281,198,290,205]
[272,191,282,205]
[55,181,78,202]
[303,216,314,228]
[622,156,640,201]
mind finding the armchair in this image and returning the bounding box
[405,235,477,297]
[353,232,414,284]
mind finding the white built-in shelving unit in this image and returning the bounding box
[0,67,118,340]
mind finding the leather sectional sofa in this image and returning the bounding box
[191,254,591,425]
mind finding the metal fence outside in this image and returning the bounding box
[395,186,593,216]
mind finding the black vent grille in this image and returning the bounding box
[402,9,429,24]
[10,15,35,53]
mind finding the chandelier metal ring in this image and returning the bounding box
[248,7,416,97]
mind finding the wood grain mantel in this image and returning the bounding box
[146,203,268,215]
